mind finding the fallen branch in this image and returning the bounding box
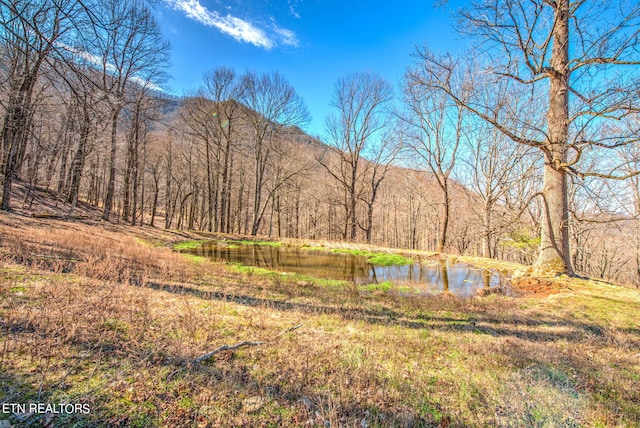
[168,324,303,380]
[273,323,303,339]
[193,324,303,364]
[193,341,264,364]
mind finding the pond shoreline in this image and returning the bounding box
[179,238,513,298]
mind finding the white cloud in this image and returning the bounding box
[165,0,298,49]
[273,26,298,48]
[288,0,301,19]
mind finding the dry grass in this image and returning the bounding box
[1,213,639,427]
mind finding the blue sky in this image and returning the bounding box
[154,0,466,137]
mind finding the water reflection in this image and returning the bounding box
[189,242,510,297]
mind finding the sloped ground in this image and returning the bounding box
[6,182,104,220]
[0,213,639,427]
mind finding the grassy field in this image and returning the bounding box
[1,214,639,427]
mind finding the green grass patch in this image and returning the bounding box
[224,261,349,291]
[301,245,327,251]
[228,263,280,276]
[237,239,282,247]
[134,237,163,248]
[172,240,208,250]
[298,274,348,289]
[331,249,413,266]
[180,253,207,264]
[367,253,413,266]
[360,281,393,293]
[102,318,129,335]
[331,248,375,257]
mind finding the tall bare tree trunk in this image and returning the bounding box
[438,182,450,253]
[350,167,357,241]
[66,112,90,206]
[2,75,38,210]
[251,145,265,236]
[482,209,492,258]
[103,107,121,221]
[205,137,213,232]
[0,1,61,211]
[123,102,140,222]
[535,0,574,275]
[220,140,232,233]
[538,161,572,273]
[130,125,140,226]
[163,134,173,229]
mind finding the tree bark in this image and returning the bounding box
[350,167,357,241]
[438,181,450,253]
[205,137,213,232]
[66,114,90,206]
[538,161,573,274]
[102,106,121,221]
[535,0,574,275]
[2,74,38,210]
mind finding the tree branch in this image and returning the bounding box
[193,341,264,364]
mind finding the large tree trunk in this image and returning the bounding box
[1,75,38,210]
[437,180,450,253]
[205,138,213,232]
[66,118,90,206]
[225,154,234,233]
[130,127,140,226]
[103,106,121,221]
[1,142,18,210]
[350,189,357,241]
[537,161,573,274]
[251,147,264,236]
[535,0,574,275]
[482,198,493,258]
[220,140,232,233]
[122,104,140,222]
[365,202,374,243]
[0,4,58,211]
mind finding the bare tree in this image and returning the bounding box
[201,67,245,233]
[0,0,73,210]
[461,116,541,258]
[122,84,156,224]
[57,64,106,210]
[621,147,640,286]
[319,71,393,241]
[20,80,58,201]
[178,95,218,230]
[177,70,245,233]
[94,0,169,221]
[412,0,640,275]
[145,132,164,227]
[360,125,402,243]
[241,71,309,236]
[402,76,464,253]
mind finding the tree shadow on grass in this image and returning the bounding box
[144,281,640,346]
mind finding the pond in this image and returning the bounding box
[187,242,511,297]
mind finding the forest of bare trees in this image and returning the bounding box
[1,0,639,286]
